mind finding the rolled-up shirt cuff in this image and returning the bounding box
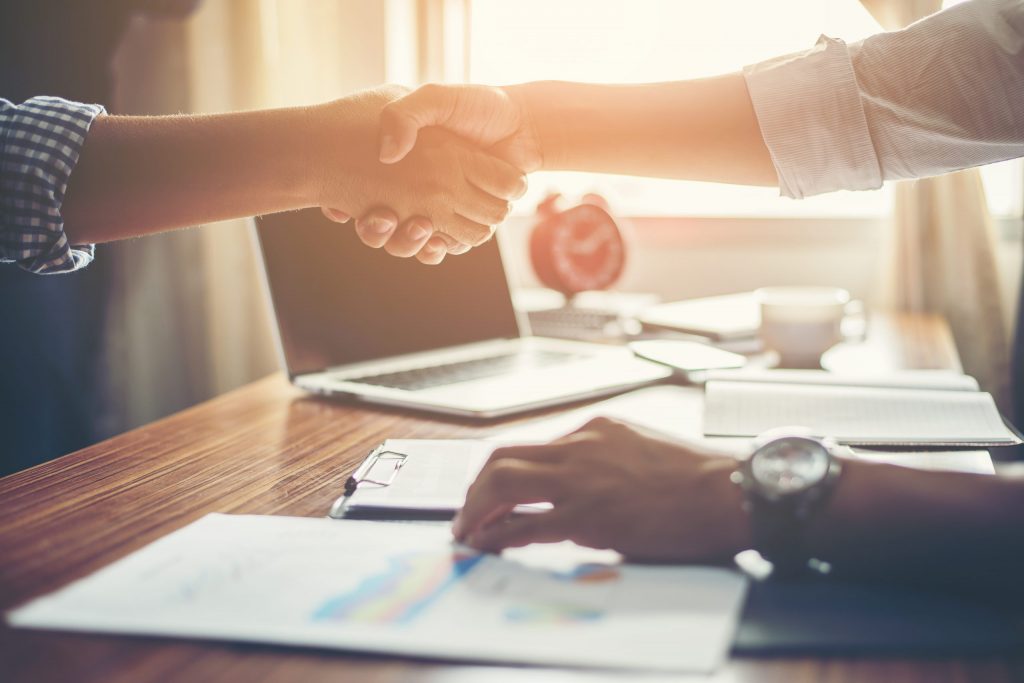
[743,35,882,199]
[0,96,104,274]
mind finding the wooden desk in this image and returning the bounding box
[2,313,1018,683]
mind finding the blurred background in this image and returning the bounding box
[3,0,1020,472]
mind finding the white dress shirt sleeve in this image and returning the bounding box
[744,0,1024,199]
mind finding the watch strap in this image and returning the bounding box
[748,497,811,577]
[737,443,844,578]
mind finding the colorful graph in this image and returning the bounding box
[557,563,621,584]
[504,603,604,624]
[314,553,622,628]
[503,563,621,625]
[314,551,482,625]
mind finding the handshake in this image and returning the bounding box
[313,84,543,265]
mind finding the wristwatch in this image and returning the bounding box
[731,428,844,577]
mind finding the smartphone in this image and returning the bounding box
[629,339,746,378]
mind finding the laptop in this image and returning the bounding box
[254,209,670,418]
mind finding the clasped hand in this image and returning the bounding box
[319,84,540,264]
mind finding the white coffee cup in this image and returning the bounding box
[755,286,852,369]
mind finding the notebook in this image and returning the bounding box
[703,368,980,392]
[703,376,1021,447]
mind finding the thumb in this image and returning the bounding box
[378,85,454,164]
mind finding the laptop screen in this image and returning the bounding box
[256,209,521,376]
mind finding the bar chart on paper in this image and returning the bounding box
[315,549,621,627]
[314,551,485,625]
[7,514,747,673]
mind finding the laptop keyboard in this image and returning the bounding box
[527,307,621,340]
[347,350,581,391]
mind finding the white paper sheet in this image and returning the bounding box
[345,440,496,512]
[7,514,748,674]
[703,381,1019,446]
[491,385,996,473]
[849,449,995,474]
[702,369,980,392]
[491,385,713,444]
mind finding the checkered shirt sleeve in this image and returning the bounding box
[1,96,105,274]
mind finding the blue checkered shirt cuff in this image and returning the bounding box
[1,96,104,274]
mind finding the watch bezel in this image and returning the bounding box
[745,433,838,504]
[731,429,845,576]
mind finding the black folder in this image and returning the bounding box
[733,578,1024,655]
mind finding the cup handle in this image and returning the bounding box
[841,300,868,342]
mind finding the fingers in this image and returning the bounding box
[463,152,528,202]
[384,216,434,257]
[322,206,351,223]
[442,214,496,247]
[455,184,512,228]
[351,211,472,263]
[450,148,521,231]
[352,208,398,248]
[379,84,455,164]
[454,460,564,541]
[429,231,470,254]
[352,209,473,263]
[416,235,448,265]
[433,233,470,256]
[464,509,575,552]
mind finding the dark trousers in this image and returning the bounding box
[0,254,113,476]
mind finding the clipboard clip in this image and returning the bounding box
[329,445,409,520]
[344,448,407,494]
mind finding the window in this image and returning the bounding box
[466,0,1022,220]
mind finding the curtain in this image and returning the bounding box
[104,1,398,433]
[864,0,1010,408]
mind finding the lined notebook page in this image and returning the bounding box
[703,381,1019,445]
[702,369,980,392]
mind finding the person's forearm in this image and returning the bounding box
[62,106,321,244]
[510,76,777,186]
[804,461,1024,600]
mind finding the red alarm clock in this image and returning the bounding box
[529,193,627,297]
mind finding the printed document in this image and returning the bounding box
[7,514,748,673]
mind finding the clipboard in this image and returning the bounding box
[328,439,498,521]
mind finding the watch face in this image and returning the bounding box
[751,438,831,495]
